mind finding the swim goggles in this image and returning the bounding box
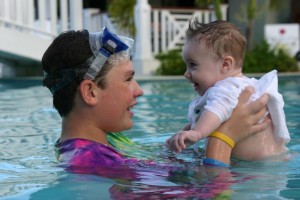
[85,27,134,80]
[44,27,134,94]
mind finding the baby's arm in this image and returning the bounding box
[166,123,191,152]
[193,109,222,139]
[182,123,191,131]
[166,129,202,153]
[166,110,221,153]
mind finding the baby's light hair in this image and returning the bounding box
[186,17,247,68]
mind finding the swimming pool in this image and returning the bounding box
[0,75,300,199]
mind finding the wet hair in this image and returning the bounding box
[186,18,247,68]
[42,30,124,117]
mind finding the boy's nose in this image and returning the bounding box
[134,81,144,97]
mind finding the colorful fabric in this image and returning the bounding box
[55,132,232,168]
[107,132,159,160]
[55,137,140,167]
[54,133,253,199]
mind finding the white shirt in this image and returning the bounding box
[188,70,290,143]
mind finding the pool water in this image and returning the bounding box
[0,75,300,199]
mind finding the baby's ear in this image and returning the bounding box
[79,80,98,106]
[220,56,234,74]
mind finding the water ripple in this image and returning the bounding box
[0,77,299,199]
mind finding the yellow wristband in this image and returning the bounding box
[209,131,235,149]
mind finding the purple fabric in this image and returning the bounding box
[54,138,253,199]
[54,138,171,181]
[55,138,140,167]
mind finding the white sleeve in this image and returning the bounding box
[204,78,245,122]
[187,96,203,127]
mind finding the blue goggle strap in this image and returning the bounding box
[84,27,129,80]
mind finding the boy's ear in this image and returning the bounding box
[78,80,99,105]
[220,56,234,74]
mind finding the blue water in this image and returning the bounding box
[0,75,300,199]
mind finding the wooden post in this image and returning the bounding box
[16,0,22,24]
[27,0,34,27]
[60,0,68,32]
[69,0,83,30]
[38,0,46,30]
[221,4,228,20]
[132,0,159,76]
[50,0,57,35]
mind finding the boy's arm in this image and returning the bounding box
[204,88,271,166]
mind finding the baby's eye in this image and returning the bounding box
[188,63,197,70]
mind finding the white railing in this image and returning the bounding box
[84,6,228,55]
[0,0,83,64]
[0,0,83,39]
[151,7,225,54]
[0,0,227,75]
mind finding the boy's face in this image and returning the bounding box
[182,40,223,96]
[95,60,144,132]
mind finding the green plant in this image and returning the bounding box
[155,49,185,75]
[243,40,298,73]
[107,0,136,36]
[195,0,223,20]
[155,41,298,75]
[235,0,286,51]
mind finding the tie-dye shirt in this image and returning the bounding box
[55,138,140,167]
[54,133,249,199]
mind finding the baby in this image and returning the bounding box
[166,19,290,161]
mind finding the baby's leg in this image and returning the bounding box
[231,125,286,161]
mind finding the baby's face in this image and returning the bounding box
[182,40,223,96]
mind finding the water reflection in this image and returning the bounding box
[0,77,299,199]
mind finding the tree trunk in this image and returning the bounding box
[246,0,256,51]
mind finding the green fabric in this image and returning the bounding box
[107,132,136,146]
[107,132,151,160]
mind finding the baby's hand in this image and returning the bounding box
[166,130,201,153]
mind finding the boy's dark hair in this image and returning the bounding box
[42,30,91,117]
[42,30,111,117]
[42,29,130,117]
